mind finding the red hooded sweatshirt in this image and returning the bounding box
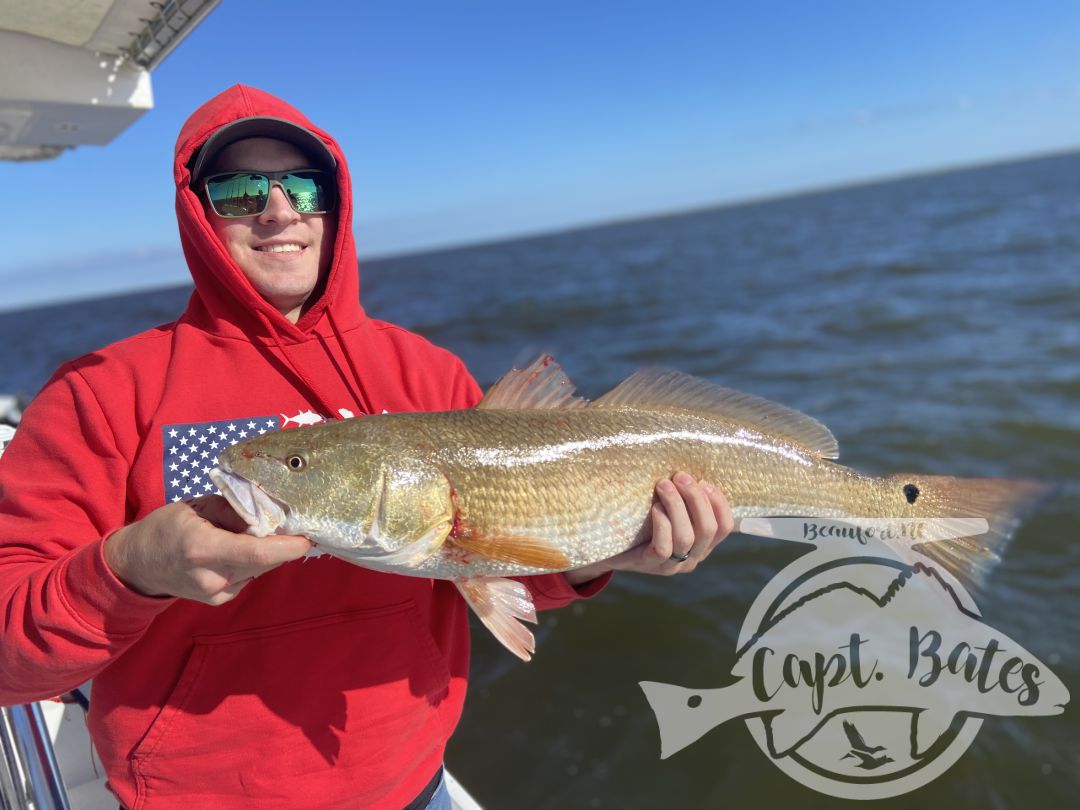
[0,85,605,809]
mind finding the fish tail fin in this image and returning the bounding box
[892,475,1057,589]
[639,681,740,759]
[455,577,537,661]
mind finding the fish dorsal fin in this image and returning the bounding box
[592,369,839,459]
[477,354,590,410]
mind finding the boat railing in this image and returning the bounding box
[0,702,72,810]
[0,419,69,809]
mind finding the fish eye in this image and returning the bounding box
[286,453,307,471]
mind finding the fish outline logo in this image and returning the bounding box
[640,529,1070,800]
[280,410,327,428]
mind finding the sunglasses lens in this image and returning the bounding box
[206,173,270,216]
[205,171,336,217]
[279,171,335,214]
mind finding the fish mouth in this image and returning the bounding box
[209,467,289,537]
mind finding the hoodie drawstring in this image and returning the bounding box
[327,307,375,416]
[252,308,376,420]
[254,309,343,420]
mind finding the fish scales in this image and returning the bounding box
[363,406,879,579]
[211,356,1054,660]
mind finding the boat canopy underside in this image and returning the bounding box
[0,0,218,161]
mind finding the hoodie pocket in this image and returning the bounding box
[130,602,451,805]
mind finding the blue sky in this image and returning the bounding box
[2,0,1079,308]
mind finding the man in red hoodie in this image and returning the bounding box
[0,86,732,808]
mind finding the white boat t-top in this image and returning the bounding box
[0,0,220,162]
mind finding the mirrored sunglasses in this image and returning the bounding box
[203,170,337,217]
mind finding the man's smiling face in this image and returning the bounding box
[204,137,336,322]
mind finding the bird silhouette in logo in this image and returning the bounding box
[840,720,893,769]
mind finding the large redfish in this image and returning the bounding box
[210,356,1051,660]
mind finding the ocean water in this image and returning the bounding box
[2,152,1078,808]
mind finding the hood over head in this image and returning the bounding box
[174,84,362,342]
[190,116,337,187]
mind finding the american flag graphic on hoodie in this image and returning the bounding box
[161,416,281,502]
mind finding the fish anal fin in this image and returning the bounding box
[477,354,589,410]
[455,577,538,661]
[592,369,839,459]
[449,527,570,570]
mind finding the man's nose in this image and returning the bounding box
[257,185,300,225]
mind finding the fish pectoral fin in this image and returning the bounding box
[449,529,570,570]
[455,577,538,661]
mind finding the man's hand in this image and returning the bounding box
[103,496,312,605]
[564,473,734,585]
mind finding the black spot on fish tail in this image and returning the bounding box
[903,483,920,504]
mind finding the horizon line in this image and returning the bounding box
[5,144,1077,314]
[361,144,1080,263]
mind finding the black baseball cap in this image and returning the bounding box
[190,116,337,184]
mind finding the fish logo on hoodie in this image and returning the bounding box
[640,527,1070,800]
